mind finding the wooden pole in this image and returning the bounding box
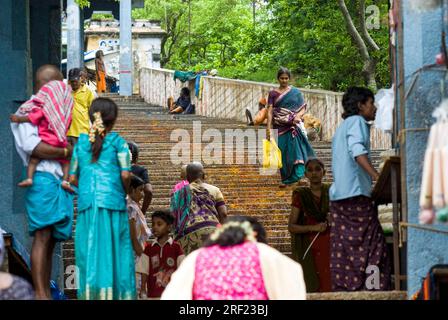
[391,163,401,290]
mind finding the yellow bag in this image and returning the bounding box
[262,139,283,169]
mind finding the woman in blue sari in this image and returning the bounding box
[267,67,316,187]
[69,98,136,300]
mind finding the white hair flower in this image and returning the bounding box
[209,221,256,242]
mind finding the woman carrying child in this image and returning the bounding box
[69,98,136,300]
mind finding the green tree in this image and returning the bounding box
[132,0,391,91]
[266,0,390,90]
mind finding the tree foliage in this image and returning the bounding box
[133,0,391,91]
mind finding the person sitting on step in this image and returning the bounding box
[169,87,193,114]
[246,97,268,126]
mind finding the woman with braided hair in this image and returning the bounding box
[161,216,306,300]
[69,98,136,300]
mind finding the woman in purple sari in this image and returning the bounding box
[267,68,316,187]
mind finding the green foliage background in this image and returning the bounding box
[131,0,391,91]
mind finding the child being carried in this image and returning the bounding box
[10,80,74,191]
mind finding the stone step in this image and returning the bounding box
[63,98,389,299]
[307,291,407,300]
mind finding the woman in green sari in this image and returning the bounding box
[267,67,316,187]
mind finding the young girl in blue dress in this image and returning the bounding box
[69,97,136,300]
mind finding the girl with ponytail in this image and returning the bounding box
[69,97,136,300]
[161,216,307,300]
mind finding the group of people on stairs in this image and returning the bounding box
[5,63,393,300]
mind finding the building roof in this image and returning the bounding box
[85,19,166,36]
[85,26,166,36]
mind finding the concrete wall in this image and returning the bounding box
[0,0,33,266]
[0,0,65,289]
[401,0,448,297]
[134,37,162,70]
[140,67,392,150]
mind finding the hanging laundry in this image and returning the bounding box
[173,70,197,83]
[195,71,207,98]
[374,85,394,132]
[419,100,448,224]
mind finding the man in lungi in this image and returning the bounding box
[11,65,74,299]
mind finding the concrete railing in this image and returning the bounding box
[139,67,391,149]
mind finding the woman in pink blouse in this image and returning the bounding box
[161,216,307,300]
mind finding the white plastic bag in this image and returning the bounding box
[374,85,394,132]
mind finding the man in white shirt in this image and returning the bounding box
[10,65,74,300]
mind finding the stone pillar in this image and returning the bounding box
[1,0,32,254]
[120,0,133,96]
[66,0,83,75]
[399,0,448,297]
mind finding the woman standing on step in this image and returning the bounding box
[289,158,331,293]
[69,98,136,300]
[266,67,316,188]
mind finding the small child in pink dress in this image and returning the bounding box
[10,80,74,191]
[170,164,189,196]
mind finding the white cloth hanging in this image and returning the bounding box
[374,86,394,132]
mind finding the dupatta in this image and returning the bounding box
[272,86,307,135]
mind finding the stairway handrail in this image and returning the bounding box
[140,67,345,96]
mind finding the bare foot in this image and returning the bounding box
[279,183,287,188]
[61,181,75,193]
[18,178,33,187]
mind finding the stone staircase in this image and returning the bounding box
[62,93,405,299]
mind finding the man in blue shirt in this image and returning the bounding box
[329,87,390,292]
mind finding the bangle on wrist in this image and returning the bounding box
[63,148,68,158]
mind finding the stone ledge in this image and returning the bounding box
[307,291,407,300]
